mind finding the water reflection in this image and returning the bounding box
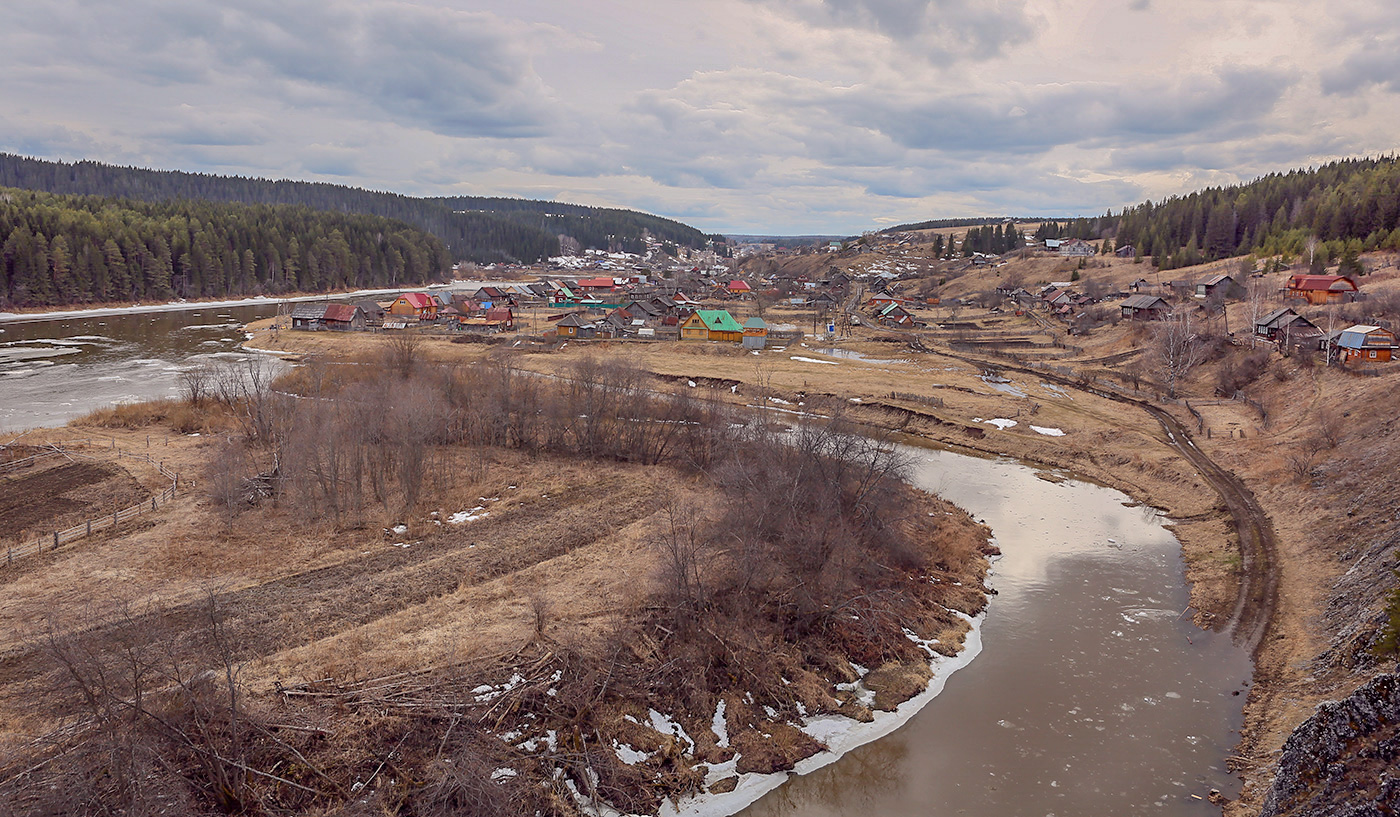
[741,447,1249,817]
[0,304,280,431]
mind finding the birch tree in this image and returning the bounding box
[1152,307,1208,398]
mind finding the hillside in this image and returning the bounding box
[0,154,712,264]
[1029,155,1400,272]
[0,187,446,307]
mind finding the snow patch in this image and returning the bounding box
[1031,425,1066,437]
[790,356,839,365]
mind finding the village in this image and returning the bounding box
[278,228,1399,371]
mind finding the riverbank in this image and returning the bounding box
[0,367,996,815]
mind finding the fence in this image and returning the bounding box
[3,446,180,567]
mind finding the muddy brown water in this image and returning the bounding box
[741,445,1250,817]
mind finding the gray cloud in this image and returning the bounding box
[746,0,1035,61]
[5,0,558,139]
[1320,38,1400,95]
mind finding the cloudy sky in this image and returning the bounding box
[2,0,1398,234]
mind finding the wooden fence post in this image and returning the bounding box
[86,520,91,535]
[152,497,157,511]
[53,531,59,550]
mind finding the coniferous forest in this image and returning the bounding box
[0,154,712,266]
[1033,156,1400,271]
[0,187,448,308]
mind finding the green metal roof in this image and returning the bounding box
[697,309,743,333]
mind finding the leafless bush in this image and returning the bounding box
[177,362,213,405]
[1286,449,1316,483]
[383,331,423,378]
[413,729,540,817]
[1315,408,1345,450]
[1217,350,1272,395]
[205,437,252,534]
[16,596,319,816]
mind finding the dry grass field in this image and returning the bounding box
[0,351,993,815]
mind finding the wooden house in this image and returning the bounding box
[388,293,438,320]
[1057,238,1095,257]
[356,300,387,326]
[555,313,595,338]
[484,308,515,331]
[1195,274,1244,300]
[1119,294,1170,320]
[1254,308,1320,343]
[680,309,744,342]
[742,316,769,349]
[1335,325,1398,362]
[290,303,365,331]
[727,280,752,296]
[1116,244,1137,258]
[1285,274,1358,305]
[878,303,915,327]
[290,303,329,330]
[322,304,366,331]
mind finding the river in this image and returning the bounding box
[740,444,1250,816]
[0,303,281,432]
[0,306,1251,815]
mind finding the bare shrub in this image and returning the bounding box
[205,436,252,534]
[1216,350,1272,395]
[383,331,423,378]
[1286,449,1316,483]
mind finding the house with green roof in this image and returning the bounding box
[681,309,744,342]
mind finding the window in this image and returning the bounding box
[1370,350,1378,359]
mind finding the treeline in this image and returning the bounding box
[1038,156,1400,271]
[0,187,446,307]
[879,216,1016,234]
[958,222,1024,256]
[0,154,711,264]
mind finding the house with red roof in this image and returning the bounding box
[1284,274,1358,305]
[388,292,438,320]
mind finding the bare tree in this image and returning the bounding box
[1151,307,1208,398]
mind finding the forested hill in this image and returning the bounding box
[0,187,447,308]
[0,154,712,263]
[1037,156,1400,271]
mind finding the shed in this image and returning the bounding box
[356,300,387,325]
[742,316,769,349]
[322,304,366,331]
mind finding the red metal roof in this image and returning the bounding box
[323,304,360,322]
[399,292,435,308]
[577,277,616,288]
[484,308,513,322]
[1287,275,1357,292]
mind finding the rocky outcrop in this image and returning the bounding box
[1260,672,1400,817]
